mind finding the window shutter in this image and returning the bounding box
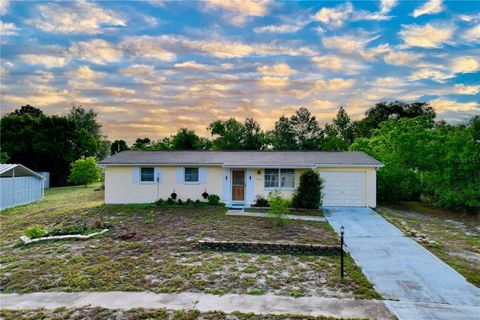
[199,167,207,184]
[132,167,140,183]
[176,167,184,183]
[154,167,161,183]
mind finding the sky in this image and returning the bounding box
[1,0,479,143]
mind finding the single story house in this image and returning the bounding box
[99,151,383,208]
[0,164,45,211]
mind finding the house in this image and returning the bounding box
[0,164,45,210]
[99,151,383,208]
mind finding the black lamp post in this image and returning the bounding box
[340,225,345,279]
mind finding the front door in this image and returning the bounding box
[231,170,245,201]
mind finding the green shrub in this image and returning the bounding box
[207,194,220,205]
[253,194,269,207]
[292,169,323,209]
[24,226,47,239]
[267,190,289,225]
[67,157,101,186]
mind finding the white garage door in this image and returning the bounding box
[320,171,366,207]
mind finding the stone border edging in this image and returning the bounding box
[198,240,340,255]
[20,229,109,244]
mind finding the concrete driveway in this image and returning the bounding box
[324,207,480,320]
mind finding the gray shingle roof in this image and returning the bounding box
[99,151,383,167]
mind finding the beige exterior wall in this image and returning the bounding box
[316,167,377,207]
[104,166,223,204]
[252,168,306,201]
[104,165,377,207]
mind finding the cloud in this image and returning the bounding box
[452,84,480,95]
[120,64,156,77]
[66,66,105,89]
[19,54,68,68]
[104,86,136,97]
[253,23,303,33]
[204,0,271,26]
[380,0,397,15]
[174,60,211,70]
[412,0,444,18]
[313,2,353,28]
[257,63,296,76]
[69,39,123,64]
[399,23,454,48]
[0,0,9,15]
[370,77,405,87]
[120,35,314,59]
[383,50,422,66]
[409,68,452,82]
[27,0,126,34]
[313,78,356,91]
[429,98,478,113]
[461,25,480,43]
[70,66,105,81]
[312,55,365,74]
[322,33,389,60]
[449,56,480,74]
[258,76,290,88]
[0,20,19,35]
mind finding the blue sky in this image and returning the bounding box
[1,0,479,143]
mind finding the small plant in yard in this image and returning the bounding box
[24,226,47,239]
[253,194,269,207]
[207,194,220,205]
[67,157,102,186]
[292,169,323,209]
[267,190,290,226]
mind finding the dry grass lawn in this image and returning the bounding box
[0,184,379,299]
[378,202,480,287]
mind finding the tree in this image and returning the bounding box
[354,101,436,137]
[269,107,323,150]
[268,116,296,150]
[67,106,101,139]
[132,137,152,150]
[0,148,10,163]
[1,105,109,186]
[322,107,354,151]
[111,140,129,155]
[208,118,265,150]
[67,105,109,159]
[292,169,323,209]
[351,117,435,202]
[11,105,43,117]
[67,157,102,186]
[208,118,244,149]
[171,128,210,150]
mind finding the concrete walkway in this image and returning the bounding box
[0,291,394,319]
[324,207,480,320]
[226,210,326,222]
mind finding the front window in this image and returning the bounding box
[264,169,294,188]
[140,168,154,182]
[184,167,199,182]
[280,169,294,188]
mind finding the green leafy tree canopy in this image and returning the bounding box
[67,157,102,186]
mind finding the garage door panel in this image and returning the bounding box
[320,171,366,207]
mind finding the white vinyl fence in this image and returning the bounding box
[0,176,44,210]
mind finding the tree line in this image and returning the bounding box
[111,101,435,153]
[1,102,478,213]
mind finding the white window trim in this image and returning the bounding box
[264,168,295,190]
[140,167,155,184]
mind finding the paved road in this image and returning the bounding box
[324,207,480,320]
